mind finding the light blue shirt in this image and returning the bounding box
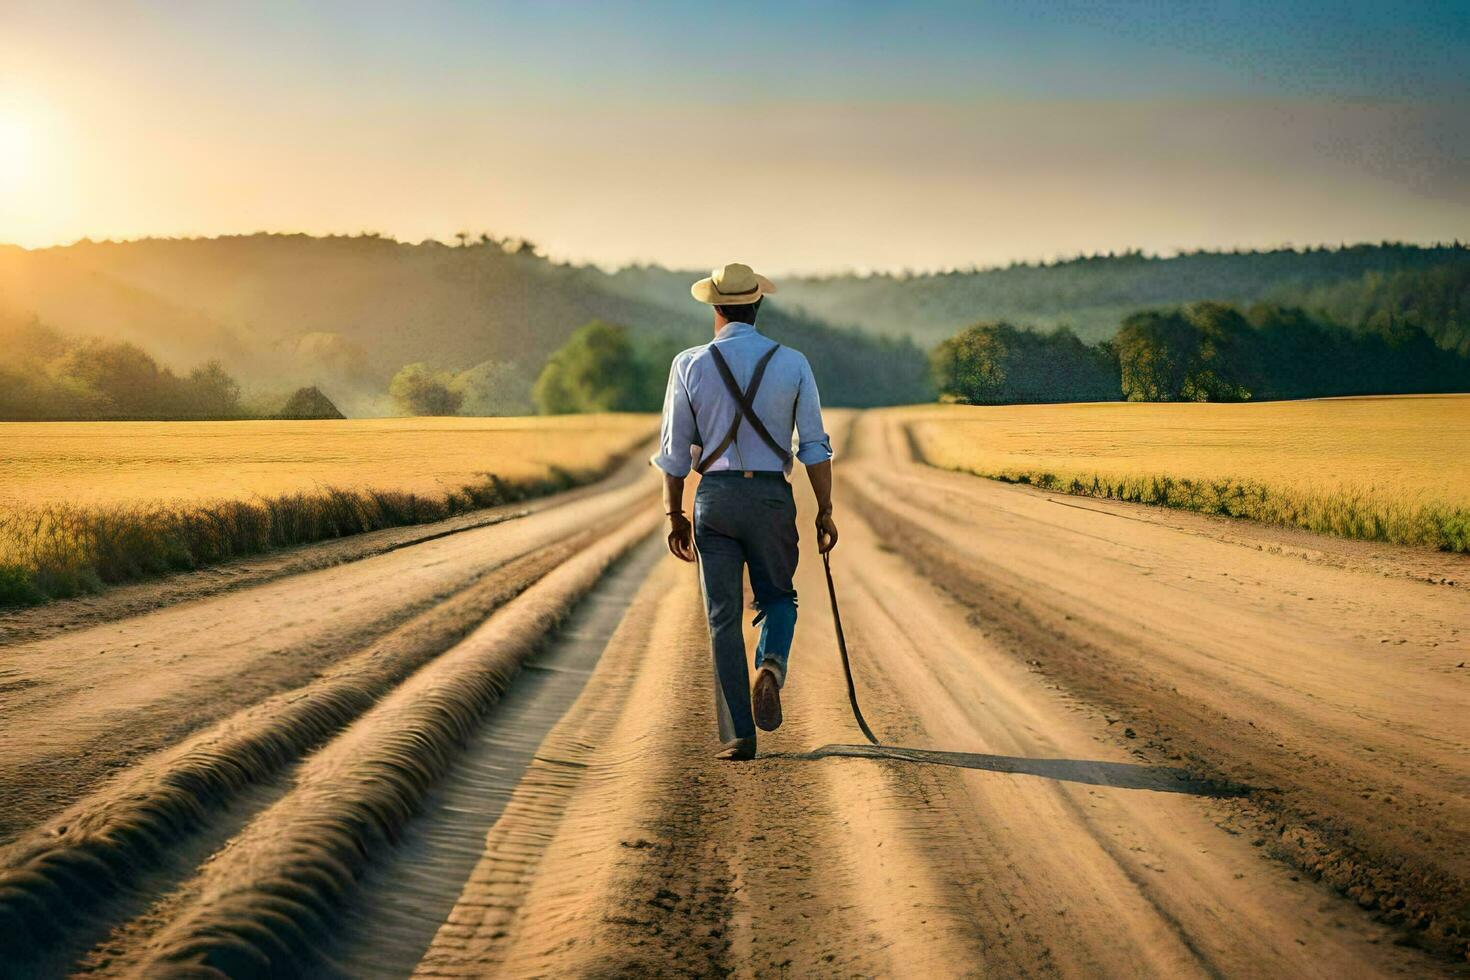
[652,321,832,477]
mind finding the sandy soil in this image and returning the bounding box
[0,455,652,841]
[1,412,1465,977]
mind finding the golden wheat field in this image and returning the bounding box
[0,415,657,603]
[900,394,1470,550]
[0,415,656,508]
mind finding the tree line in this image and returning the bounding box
[393,292,1469,417]
[0,315,246,420]
[391,311,933,416]
[933,302,1470,404]
[387,323,663,416]
[784,241,1470,344]
[523,311,932,415]
[1269,256,1470,357]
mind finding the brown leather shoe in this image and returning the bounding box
[753,667,783,732]
[716,736,756,761]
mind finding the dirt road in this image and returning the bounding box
[1,412,1466,977]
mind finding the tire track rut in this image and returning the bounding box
[0,512,634,972]
[120,513,659,976]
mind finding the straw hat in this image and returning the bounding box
[690,262,777,305]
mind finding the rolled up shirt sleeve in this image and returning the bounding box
[651,353,698,477]
[794,356,833,466]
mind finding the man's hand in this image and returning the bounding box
[816,509,839,554]
[805,461,838,554]
[662,472,695,562]
[667,512,696,562]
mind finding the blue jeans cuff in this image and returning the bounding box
[754,595,797,676]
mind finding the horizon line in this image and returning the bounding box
[6,231,1467,281]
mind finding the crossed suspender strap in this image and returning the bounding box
[695,342,793,474]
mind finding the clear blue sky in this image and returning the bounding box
[62,0,1468,102]
[2,1,1467,269]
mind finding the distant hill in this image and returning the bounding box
[0,243,249,369]
[0,235,929,414]
[0,235,702,415]
[3,236,1463,417]
[770,243,1470,348]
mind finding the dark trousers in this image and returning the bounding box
[694,472,800,741]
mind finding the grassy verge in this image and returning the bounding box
[0,460,624,609]
[937,464,1470,553]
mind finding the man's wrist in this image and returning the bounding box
[816,505,833,518]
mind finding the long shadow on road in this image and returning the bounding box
[782,744,1247,798]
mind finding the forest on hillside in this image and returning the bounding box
[931,302,1470,405]
[0,314,350,420]
[778,243,1470,347]
[1270,258,1470,357]
[0,315,246,420]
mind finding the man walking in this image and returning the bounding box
[653,263,838,761]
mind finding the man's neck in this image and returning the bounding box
[714,320,755,339]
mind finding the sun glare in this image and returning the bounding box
[0,109,34,186]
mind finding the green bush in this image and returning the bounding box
[0,565,44,606]
[533,321,654,414]
[931,322,1119,404]
[389,363,465,416]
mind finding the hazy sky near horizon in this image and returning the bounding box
[2,1,1467,272]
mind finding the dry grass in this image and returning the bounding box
[0,415,655,606]
[898,394,1470,552]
